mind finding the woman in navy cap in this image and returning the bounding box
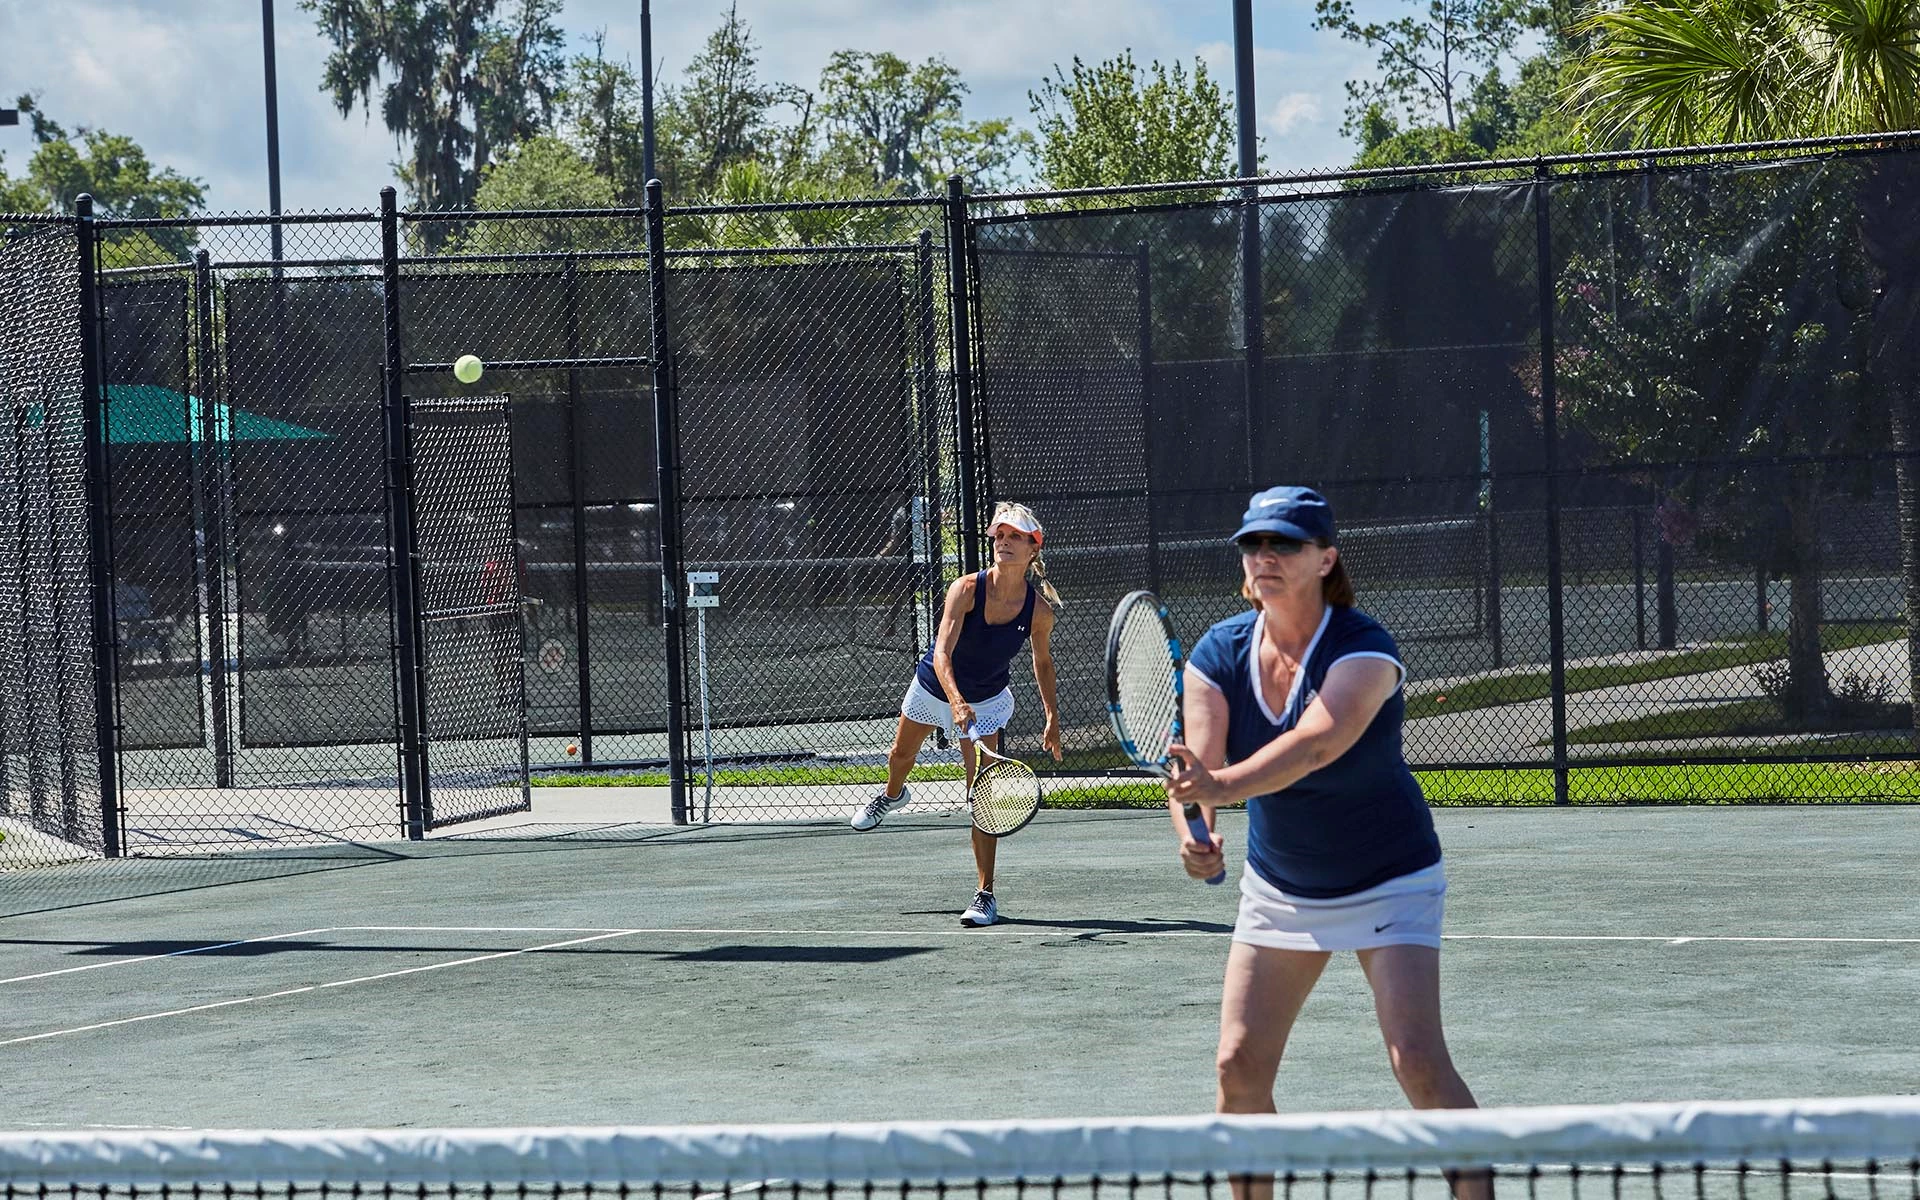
[1165,486,1486,1197]
[849,501,1064,928]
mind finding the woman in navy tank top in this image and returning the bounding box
[849,502,1064,928]
[1163,487,1486,1200]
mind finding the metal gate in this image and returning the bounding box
[405,393,530,829]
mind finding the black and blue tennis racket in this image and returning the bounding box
[1105,590,1224,885]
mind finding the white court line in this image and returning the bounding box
[0,928,338,986]
[0,929,645,1048]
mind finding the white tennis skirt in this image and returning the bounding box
[1234,860,1446,952]
[900,676,1015,736]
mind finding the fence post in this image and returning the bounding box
[944,175,981,573]
[644,179,690,823]
[1657,531,1677,648]
[1240,200,1263,488]
[1136,242,1162,596]
[193,250,234,789]
[1632,507,1647,650]
[379,187,429,838]
[1535,165,1570,807]
[561,255,594,764]
[75,195,122,856]
[914,229,941,647]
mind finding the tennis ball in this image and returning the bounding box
[566,743,579,757]
[453,354,484,384]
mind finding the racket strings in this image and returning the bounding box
[1114,610,1180,760]
[971,758,1039,836]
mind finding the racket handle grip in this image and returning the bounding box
[1183,803,1226,886]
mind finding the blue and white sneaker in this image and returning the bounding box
[850,786,910,831]
[960,889,997,927]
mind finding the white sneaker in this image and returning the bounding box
[960,889,997,927]
[850,786,911,831]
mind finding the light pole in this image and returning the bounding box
[262,0,284,265]
[641,0,658,186]
[1234,0,1262,477]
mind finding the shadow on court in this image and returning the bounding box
[3,805,1918,1131]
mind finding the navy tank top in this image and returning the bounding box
[915,570,1037,703]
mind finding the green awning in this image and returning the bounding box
[103,384,332,445]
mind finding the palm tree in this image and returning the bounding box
[1568,0,1920,736]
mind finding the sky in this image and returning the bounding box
[0,0,1379,215]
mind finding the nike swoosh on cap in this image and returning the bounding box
[1258,497,1286,507]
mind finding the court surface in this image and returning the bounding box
[3,805,1917,1130]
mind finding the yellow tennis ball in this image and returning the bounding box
[453,354,484,384]
[565,743,579,757]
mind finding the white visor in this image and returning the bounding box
[988,509,1043,545]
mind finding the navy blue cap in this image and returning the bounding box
[1230,486,1335,545]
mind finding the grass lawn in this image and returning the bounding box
[536,764,968,787]
[534,746,1135,786]
[1405,623,1904,719]
[1043,762,1920,807]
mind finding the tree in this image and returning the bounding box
[0,95,206,263]
[1554,165,1880,719]
[301,0,565,214]
[1350,110,1489,172]
[558,34,649,204]
[817,50,1026,192]
[1314,0,1534,135]
[667,159,911,249]
[1028,53,1235,193]
[653,3,808,199]
[457,134,617,252]
[1568,0,1920,738]
[0,151,40,214]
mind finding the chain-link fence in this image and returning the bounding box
[660,196,963,820]
[0,220,103,871]
[5,135,1920,866]
[968,141,1920,805]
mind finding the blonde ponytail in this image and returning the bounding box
[1028,551,1064,613]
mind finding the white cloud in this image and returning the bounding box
[1264,91,1318,135]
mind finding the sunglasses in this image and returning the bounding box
[1236,534,1309,556]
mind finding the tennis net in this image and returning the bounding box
[6,1099,1918,1199]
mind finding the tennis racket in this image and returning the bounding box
[1106,590,1224,885]
[962,722,1041,837]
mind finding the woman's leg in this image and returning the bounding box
[968,731,999,890]
[1218,941,1330,1200]
[1356,945,1488,1200]
[885,715,937,797]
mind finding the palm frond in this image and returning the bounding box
[1797,0,1920,133]
[1571,0,1826,145]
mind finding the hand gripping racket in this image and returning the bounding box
[963,722,1042,837]
[1105,590,1225,884]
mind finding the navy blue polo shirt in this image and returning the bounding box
[1187,605,1440,898]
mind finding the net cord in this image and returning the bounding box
[6,1099,1920,1185]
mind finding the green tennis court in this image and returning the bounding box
[5,803,1916,1128]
